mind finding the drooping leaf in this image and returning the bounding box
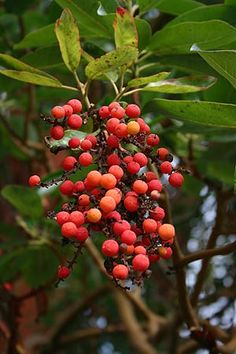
[149,20,236,54]
[14,24,56,50]
[191,47,236,89]
[1,185,43,218]
[22,46,63,69]
[55,8,81,73]
[153,98,236,128]
[141,75,216,93]
[0,70,63,88]
[128,72,170,87]
[85,46,138,80]
[113,8,138,48]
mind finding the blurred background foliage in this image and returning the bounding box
[0,0,235,353]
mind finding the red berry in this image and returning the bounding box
[160,247,173,259]
[143,218,157,233]
[56,211,70,225]
[58,265,70,279]
[150,207,165,221]
[114,123,128,138]
[160,161,172,174]
[102,240,119,257]
[147,134,160,146]
[79,152,93,166]
[62,156,77,171]
[108,165,124,180]
[159,224,175,241]
[80,139,92,151]
[148,254,160,263]
[107,153,121,166]
[63,104,73,117]
[132,254,149,272]
[123,156,133,164]
[50,126,64,140]
[125,104,141,118]
[70,211,85,226]
[85,135,97,147]
[67,99,82,113]
[148,179,162,193]
[134,246,146,255]
[75,226,89,242]
[78,194,90,206]
[137,118,146,132]
[112,264,129,280]
[145,171,157,182]
[108,102,120,111]
[51,106,65,119]
[61,222,78,238]
[28,175,41,187]
[157,147,169,160]
[74,181,85,192]
[169,172,184,188]
[59,180,74,195]
[124,196,139,212]
[113,220,131,236]
[133,152,148,167]
[86,170,102,187]
[107,135,120,148]
[110,106,125,119]
[69,137,80,148]
[106,118,120,133]
[127,161,140,174]
[99,106,110,119]
[103,210,121,221]
[68,114,83,129]
[120,230,137,245]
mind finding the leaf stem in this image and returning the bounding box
[73,71,91,109]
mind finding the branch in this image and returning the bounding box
[217,327,236,354]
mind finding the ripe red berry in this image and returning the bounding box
[108,165,124,180]
[147,134,160,146]
[143,218,157,233]
[115,123,128,138]
[110,106,125,119]
[132,254,150,272]
[125,104,141,118]
[62,156,77,171]
[75,226,89,242]
[28,175,41,187]
[102,239,119,257]
[69,137,80,148]
[169,172,184,188]
[74,181,85,192]
[68,114,83,129]
[67,99,82,113]
[160,161,172,174]
[107,135,120,148]
[69,211,85,226]
[99,106,110,119]
[56,211,70,225]
[59,180,74,195]
[103,210,121,221]
[61,222,78,238]
[160,247,173,259]
[134,246,146,255]
[127,161,140,174]
[148,254,160,263]
[112,264,129,280]
[50,126,64,140]
[80,139,92,151]
[106,118,120,134]
[124,196,139,212]
[137,118,146,132]
[78,152,93,166]
[133,152,148,167]
[85,135,97,147]
[113,220,131,235]
[148,179,162,192]
[107,153,121,166]
[120,230,137,245]
[51,106,65,119]
[150,207,165,221]
[78,194,90,206]
[157,147,169,160]
[145,171,157,182]
[123,156,133,164]
[58,265,70,279]
[63,104,73,117]
[86,170,102,187]
[108,102,120,111]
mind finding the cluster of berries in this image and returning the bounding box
[28,99,184,287]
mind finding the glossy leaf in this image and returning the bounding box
[137,0,203,14]
[85,46,138,79]
[142,75,216,93]
[135,19,152,51]
[55,8,81,73]
[128,72,170,87]
[192,47,236,89]
[1,185,43,218]
[14,24,56,50]
[153,98,236,128]
[149,20,236,54]
[0,70,63,87]
[113,8,138,48]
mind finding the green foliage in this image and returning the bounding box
[113,8,138,48]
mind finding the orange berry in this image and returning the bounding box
[127,121,140,135]
[105,188,122,204]
[99,196,116,213]
[132,180,148,194]
[143,218,157,233]
[86,208,102,223]
[78,194,90,206]
[100,173,117,189]
[108,165,124,180]
[86,170,102,187]
[158,224,175,241]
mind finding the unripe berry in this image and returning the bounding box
[69,211,85,226]
[143,218,157,233]
[107,153,121,166]
[68,114,83,129]
[158,224,175,241]
[132,180,148,194]
[112,264,128,280]
[51,106,65,119]
[63,156,77,171]
[107,135,119,148]
[28,175,41,187]
[125,104,141,118]
[58,265,70,279]
[68,137,80,148]
[61,222,78,238]
[56,211,70,225]
[157,147,169,160]
[67,99,82,113]
[50,125,64,140]
[99,106,110,119]
[63,104,73,117]
[59,180,74,195]
[78,152,93,166]
[147,134,160,146]
[86,208,102,223]
[86,170,102,187]
[133,152,148,167]
[100,173,117,189]
[120,230,137,245]
[80,139,92,151]
[106,118,120,133]
[102,240,119,257]
[127,161,140,174]
[160,161,172,174]
[115,123,128,138]
[113,220,131,235]
[132,254,150,272]
[169,172,184,188]
[127,121,140,135]
[100,196,116,213]
[75,226,89,242]
[108,165,124,180]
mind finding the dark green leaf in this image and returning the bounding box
[135,19,152,51]
[55,8,81,73]
[14,24,56,50]
[138,0,203,14]
[192,47,236,89]
[149,20,236,54]
[0,70,63,87]
[153,99,236,128]
[113,8,138,48]
[22,46,63,69]
[1,185,43,218]
[85,46,138,79]
[128,72,170,87]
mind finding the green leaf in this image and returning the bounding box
[0,70,63,88]
[22,46,63,69]
[55,8,81,73]
[14,24,56,50]
[85,46,138,80]
[55,0,112,39]
[128,72,170,87]
[45,129,88,153]
[149,20,236,54]
[135,19,152,51]
[225,0,236,5]
[153,99,236,128]
[1,185,43,218]
[142,75,216,93]
[113,8,138,48]
[138,0,203,14]
[192,47,236,89]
